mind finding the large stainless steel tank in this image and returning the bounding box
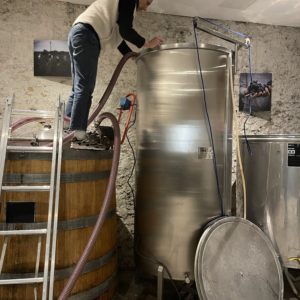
[240,135,300,269]
[135,43,233,280]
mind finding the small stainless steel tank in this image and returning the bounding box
[135,43,233,280]
[240,135,300,269]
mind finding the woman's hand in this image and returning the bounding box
[144,37,163,48]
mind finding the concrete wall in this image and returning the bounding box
[1,0,300,268]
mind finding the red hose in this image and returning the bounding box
[58,112,120,300]
[11,115,70,133]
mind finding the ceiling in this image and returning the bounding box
[58,0,300,28]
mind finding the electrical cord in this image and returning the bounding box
[248,45,253,82]
[193,20,225,216]
[243,98,252,155]
[192,17,248,219]
[243,45,253,155]
[195,16,253,157]
[125,104,137,206]
[123,101,180,297]
[128,102,181,299]
[126,134,136,202]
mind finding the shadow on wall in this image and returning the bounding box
[117,216,135,270]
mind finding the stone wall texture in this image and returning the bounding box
[1,0,300,269]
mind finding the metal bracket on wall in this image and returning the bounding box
[193,17,251,74]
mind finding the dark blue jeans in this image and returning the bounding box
[66,23,101,131]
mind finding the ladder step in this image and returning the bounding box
[0,277,44,285]
[2,185,50,192]
[0,229,47,236]
[7,146,53,153]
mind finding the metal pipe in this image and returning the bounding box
[193,17,250,75]
[193,17,250,49]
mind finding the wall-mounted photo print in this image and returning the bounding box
[34,40,71,76]
[239,73,272,115]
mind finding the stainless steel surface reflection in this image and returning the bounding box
[240,135,300,269]
[135,43,233,280]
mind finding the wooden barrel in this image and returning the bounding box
[0,148,117,299]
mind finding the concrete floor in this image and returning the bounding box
[113,271,197,300]
[113,270,300,300]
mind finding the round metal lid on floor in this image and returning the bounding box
[194,217,284,300]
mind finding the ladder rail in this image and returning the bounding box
[0,96,14,197]
[34,236,42,300]
[0,97,13,281]
[49,100,64,300]
[42,99,62,300]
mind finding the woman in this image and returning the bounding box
[66,0,163,147]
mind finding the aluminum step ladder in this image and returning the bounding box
[0,95,64,300]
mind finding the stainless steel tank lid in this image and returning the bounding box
[239,134,300,142]
[194,217,284,300]
[136,42,233,60]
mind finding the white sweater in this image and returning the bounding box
[74,0,123,52]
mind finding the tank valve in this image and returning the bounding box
[184,272,191,284]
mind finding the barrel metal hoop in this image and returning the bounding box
[3,170,110,184]
[0,209,116,231]
[0,248,117,281]
[69,272,117,300]
[7,150,113,160]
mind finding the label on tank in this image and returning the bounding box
[288,144,300,167]
[198,146,214,159]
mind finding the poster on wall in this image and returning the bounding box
[34,40,71,77]
[239,73,272,119]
